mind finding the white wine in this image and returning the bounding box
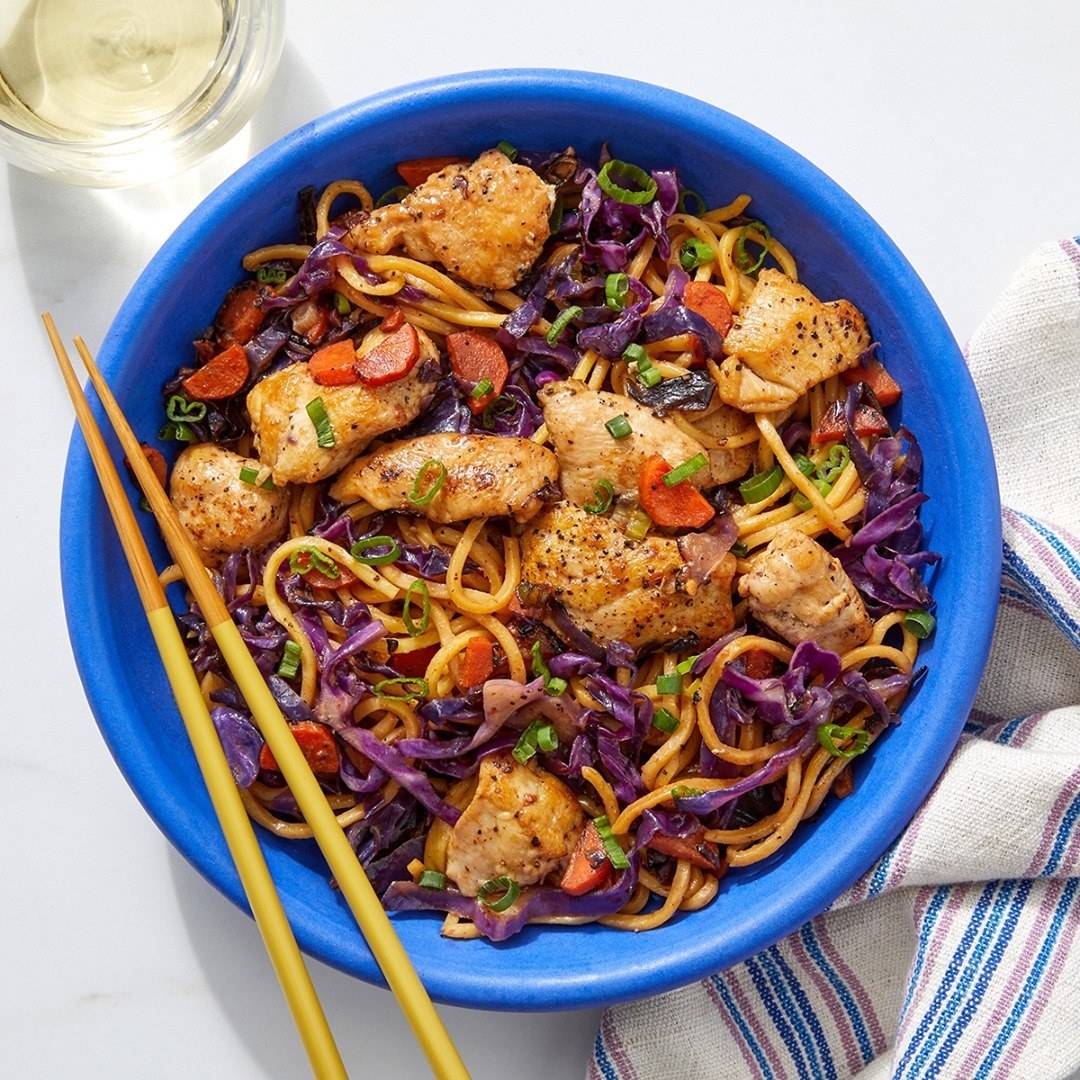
[0,0,225,137]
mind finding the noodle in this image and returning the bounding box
[160,143,937,942]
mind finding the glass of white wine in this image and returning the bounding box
[0,0,284,186]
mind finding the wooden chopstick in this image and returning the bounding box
[45,314,349,1080]
[58,324,470,1080]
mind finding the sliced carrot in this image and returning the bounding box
[683,280,734,337]
[446,330,509,413]
[379,309,405,333]
[454,637,495,691]
[743,648,776,680]
[561,820,613,896]
[181,342,250,401]
[840,354,902,406]
[354,323,421,386]
[390,643,439,678]
[259,721,341,776]
[395,156,469,189]
[637,454,715,530]
[810,399,890,446]
[308,338,359,386]
[219,283,267,345]
[138,442,168,490]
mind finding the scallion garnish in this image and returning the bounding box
[481,393,520,431]
[333,291,351,316]
[289,547,340,579]
[652,707,680,734]
[407,458,447,506]
[734,219,773,275]
[793,453,816,477]
[903,609,937,639]
[671,784,703,800]
[530,640,567,696]
[656,672,682,696]
[371,676,429,701]
[255,265,288,285]
[470,377,495,399]
[350,535,401,566]
[477,876,521,912]
[818,723,869,759]
[817,444,851,485]
[596,159,658,206]
[376,184,411,207]
[496,140,518,162]
[593,815,630,870]
[238,465,275,490]
[605,414,633,440]
[677,189,707,216]
[158,420,194,442]
[403,579,431,637]
[675,654,700,676]
[583,478,615,516]
[166,393,207,423]
[635,356,663,388]
[793,477,833,512]
[605,272,630,310]
[730,540,748,558]
[622,342,649,367]
[512,718,559,764]
[738,464,783,503]
[418,870,447,890]
[662,452,709,487]
[624,507,652,541]
[679,237,715,271]
[546,304,583,344]
[276,639,302,679]
[306,397,335,448]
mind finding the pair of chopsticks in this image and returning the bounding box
[45,315,470,1080]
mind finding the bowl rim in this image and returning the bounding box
[61,67,1001,1011]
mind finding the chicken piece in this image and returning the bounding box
[245,325,439,486]
[169,443,289,565]
[520,501,737,651]
[539,379,712,506]
[687,402,756,484]
[346,149,556,290]
[717,269,871,413]
[739,528,872,654]
[328,433,559,524]
[444,751,585,897]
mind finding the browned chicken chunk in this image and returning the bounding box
[739,528,872,654]
[169,443,289,565]
[345,149,556,290]
[717,270,871,413]
[245,325,439,486]
[444,751,585,897]
[328,433,559,524]
[539,379,712,506]
[520,501,737,651]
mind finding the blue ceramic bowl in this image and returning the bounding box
[61,69,1000,1011]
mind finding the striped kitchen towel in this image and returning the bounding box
[589,239,1080,1080]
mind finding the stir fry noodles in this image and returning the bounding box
[157,145,938,940]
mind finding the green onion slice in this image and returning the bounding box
[158,420,194,443]
[481,394,520,431]
[624,507,652,542]
[817,444,851,485]
[734,219,773,275]
[583,479,615,516]
[679,237,715,272]
[671,784,704,800]
[546,304,583,344]
[255,265,288,285]
[477,876,521,912]
[622,342,649,366]
[652,707,680,734]
[402,579,431,637]
[306,397,335,448]
[350,535,401,566]
[739,464,783,503]
[663,452,709,488]
[792,477,832,512]
[166,393,207,423]
[605,414,633,440]
[605,272,630,310]
[593,815,631,870]
[512,719,559,764]
[376,184,411,207]
[656,672,682,696]
[675,654,700,676]
[596,159,658,206]
[635,359,663,388]
[418,870,447,890]
[371,676,429,701]
[470,377,495,399]
[289,547,339,579]
[903,609,937,639]
[407,458,447,506]
[793,453,816,477]
[496,140,518,161]
[333,291,351,316]
[276,639,302,679]
[530,641,566,696]
[818,723,870,759]
[238,465,275,490]
[730,540,748,558]
[677,189,707,216]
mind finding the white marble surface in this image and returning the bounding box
[3,3,1078,1077]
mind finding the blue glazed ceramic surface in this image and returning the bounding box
[61,69,1000,1010]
